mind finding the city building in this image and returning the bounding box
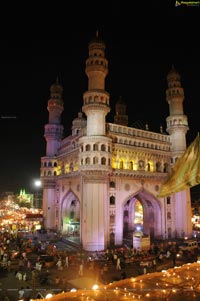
[40,33,192,251]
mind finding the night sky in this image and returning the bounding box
[1,1,200,196]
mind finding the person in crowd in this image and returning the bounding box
[18,286,25,299]
[78,262,84,276]
[116,257,121,270]
[24,286,31,301]
[56,257,63,270]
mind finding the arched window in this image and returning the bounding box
[110,232,115,245]
[156,162,161,172]
[85,157,90,165]
[167,212,171,220]
[110,181,115,188]
[86,144,91,151]
[93,157,98,164]
[167,197,171,205]
[101,157,106,165]
[101,144,106,151]
[163,163,168,173]
[129,161,133,170]
[71,200,76,207]
[93,143,98,151]
[110,196,115,205]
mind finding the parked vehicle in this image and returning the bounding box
[179,240,198,251]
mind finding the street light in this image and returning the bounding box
[35,180,42,188]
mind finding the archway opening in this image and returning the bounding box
[61,195,80,239]
[123,191,161,243]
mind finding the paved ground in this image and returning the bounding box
[0,256,181,301]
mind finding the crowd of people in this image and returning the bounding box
[0,230,199,300]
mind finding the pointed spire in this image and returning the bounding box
[167,63,181,81]
[50,76,63,95]
[89,30,105,46]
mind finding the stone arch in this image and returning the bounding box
[61,190,80,236]
[122,189,162,241]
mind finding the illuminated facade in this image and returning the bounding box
[40,34,192,251]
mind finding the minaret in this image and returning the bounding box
[82,31,110,135]
[165,66,192,239]
[114,96,128,126]
[42,79,64,230]
[71,111,87,136]
[166,66,189,160]
[79,33,112,251]
[44,78,64,156]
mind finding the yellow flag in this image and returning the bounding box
[158,132,200,197]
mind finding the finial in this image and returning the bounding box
[160,125,163,133]
[96,30,99,38]
[56,76,59,84]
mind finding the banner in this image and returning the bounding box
[158,132,200,197]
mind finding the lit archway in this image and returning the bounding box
[61,191,80,237]
[123,189,161,241]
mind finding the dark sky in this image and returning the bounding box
[1,1,200,195]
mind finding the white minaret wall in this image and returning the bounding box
[86,110,107,136]
[87,72,106,90]
[169,129,187,153]
[174,190,192,236]
[46,140,60,157]
[164,66,192,238]
[43,188,56,229]
[81,181,107,251]
[79,35,112,250]
[166,67,188,156]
